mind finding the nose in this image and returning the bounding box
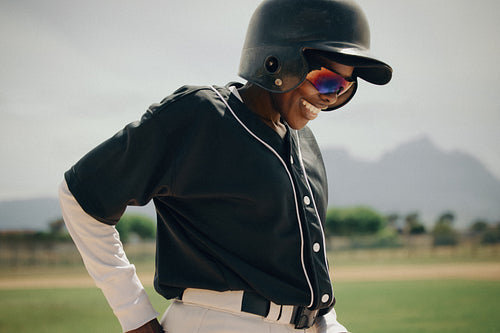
[319,92,338,105]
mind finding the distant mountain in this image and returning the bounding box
[323,136,500,228]
[1,136,499,230]
[0,198,64,231]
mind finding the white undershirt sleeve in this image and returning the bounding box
[58,180,159,332]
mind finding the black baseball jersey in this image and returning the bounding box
[65,83,334,311]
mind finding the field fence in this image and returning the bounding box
[0,240,156,268]
[1,236,499,268]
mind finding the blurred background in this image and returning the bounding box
[1,0,499,332]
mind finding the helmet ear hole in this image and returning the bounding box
[265,56,280,73]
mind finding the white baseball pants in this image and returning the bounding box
[159,289,349,333]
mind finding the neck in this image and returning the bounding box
[238,84,285,136]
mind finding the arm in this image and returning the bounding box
[59,90,206,331]
[59,180,161,332]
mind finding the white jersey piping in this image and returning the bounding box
[294,131,335,307]
[210,86,314,308]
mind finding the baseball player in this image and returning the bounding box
[59,0,392,332]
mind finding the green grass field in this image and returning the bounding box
[0,287,168,332]
[334,279,500,333]
[0,279,499,333]
[1,245,499,332]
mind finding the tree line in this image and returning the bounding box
[324,206,500,247]
[3,208,500,248]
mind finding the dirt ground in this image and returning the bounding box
[1,262,499,290]
[331,262,500,282]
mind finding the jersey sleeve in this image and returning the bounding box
[64,86,210,225]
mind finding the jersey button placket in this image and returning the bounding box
[291,131,332,308]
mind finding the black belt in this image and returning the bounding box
[241,291,319,329]
[178,289,320,329]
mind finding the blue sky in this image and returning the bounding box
[1,0,499,200]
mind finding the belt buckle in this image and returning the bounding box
[293,307,319,329]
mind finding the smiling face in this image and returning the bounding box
[271,61,355,129]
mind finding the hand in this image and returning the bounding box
[126,319,165,333]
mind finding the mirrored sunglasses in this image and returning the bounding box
[306,67,354,95]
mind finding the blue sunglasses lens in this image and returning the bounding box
[307,67,353,95]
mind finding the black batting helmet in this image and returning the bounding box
[238,0,392,110]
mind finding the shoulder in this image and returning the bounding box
[298,125,319,145]
[131,84,243,140]
[144,85,229,122]
[297,126,323,157]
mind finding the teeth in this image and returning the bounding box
[302,100,321,115]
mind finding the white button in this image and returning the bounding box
[303,196,310,205]
[321,294,330,303]
[313,243,321,252]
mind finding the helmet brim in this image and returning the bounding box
[304,45,393,85]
